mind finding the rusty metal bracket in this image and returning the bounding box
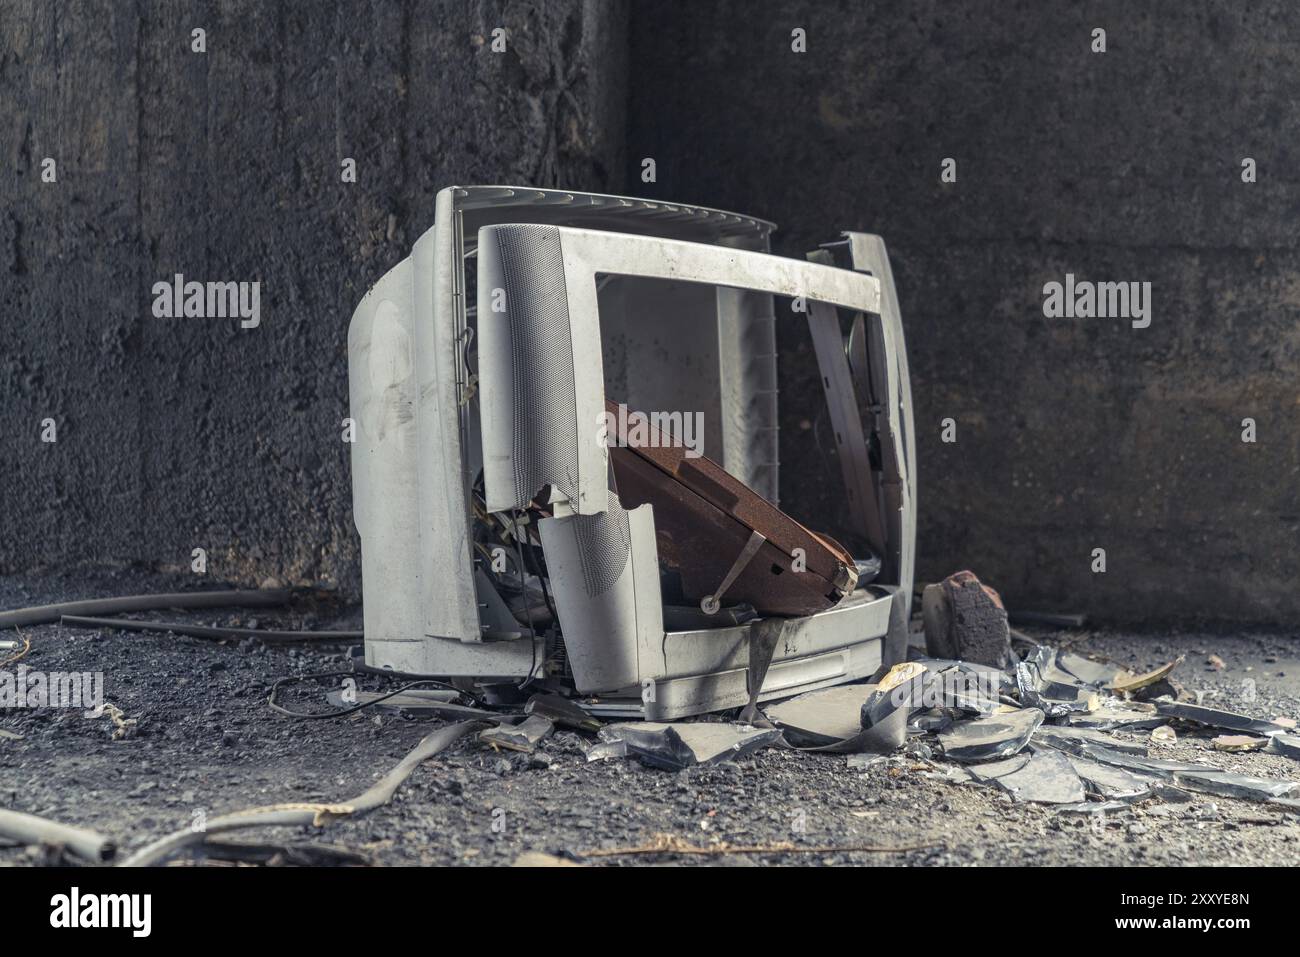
[700,529,767,615]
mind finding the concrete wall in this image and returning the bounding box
[4,0,1297,624]
[1,0,627,594]
[626,0,1300,624]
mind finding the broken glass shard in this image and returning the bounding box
[1267,734,1300,761]
[967,754,1030,782]
[995,751,1087,804]
[1054,652,1123,688]
[1065,755,1157,801]
[1172,770,1299,802]
[524,693,602,733]
[596,722,782,771]
[1154,702,1288,736]
[766,682,880,747]
[479,714,554,753]
[937,707,1043,763]
[1034,724,1149,756]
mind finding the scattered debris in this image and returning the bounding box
[1213,734,1267,753]
[1057,800,1131,814]
[1172,770,1298,803]
[937,708,1043,763]
[1067,702,1166,731]
[1065,755,1158,801]
[1206,654,1226,671]
[922,570,1012,668]
[1016,655,1099,717]
[853,662,926,753]
[0,628,30,667]
[480,714,554,754]
[847,753,885,770]
[766,682,882,748]
[594,722,782,771]
[966,754,1030,781]
[1154,701,1289,736]
[1038,734,1205,780]
[320,687,504,721]
[995,751,1087,804]
[1151,726,1177,745]
[1130,674,1193,703]
[1110,657,1182,693]
[1053,650,1121,688]
[1266,734,1300,760]
[524,693,602,733]
[1035,724,1148,755]
[99,702,138,741]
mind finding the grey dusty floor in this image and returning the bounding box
[2,567,1299,867]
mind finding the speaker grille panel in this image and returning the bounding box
[494,226,580,506]
[571,491,632,597]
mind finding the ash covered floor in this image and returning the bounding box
[2,568,1299,867]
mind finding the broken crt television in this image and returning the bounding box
[347,186,915,719]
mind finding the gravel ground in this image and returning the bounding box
[2,566,1299,867]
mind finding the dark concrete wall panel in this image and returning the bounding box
[626,0,1300,623]
[1,0,627,594]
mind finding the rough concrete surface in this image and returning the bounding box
[2,569,1299,867]
[627,0,1300,623]
[1,0,628,596]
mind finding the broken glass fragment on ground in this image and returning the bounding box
[1064,755,1158,801]
[762,662,926,754]
[966,754,1030,782]
[994,751,1087,804]
[1015,657,1098,717]
[479,714,554,753]
[765,682,880,747]
[594,722,782,771]
[1268,734,1300,760]
[1172,770,1299,802]
[1110,657,1182,693]
[1041,739,1205,780]
[1052,651,1123,688]
[1033,724,1149,755]
[1155,702,1290,736]
[1067,703,1167,731]
[937,707,1043,763]
[524,693,602,733]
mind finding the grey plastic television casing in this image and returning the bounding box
[347,186,915,719]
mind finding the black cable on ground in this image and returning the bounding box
[61,615,361,643]
[266,669,496,720]
[0,589,292,629]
